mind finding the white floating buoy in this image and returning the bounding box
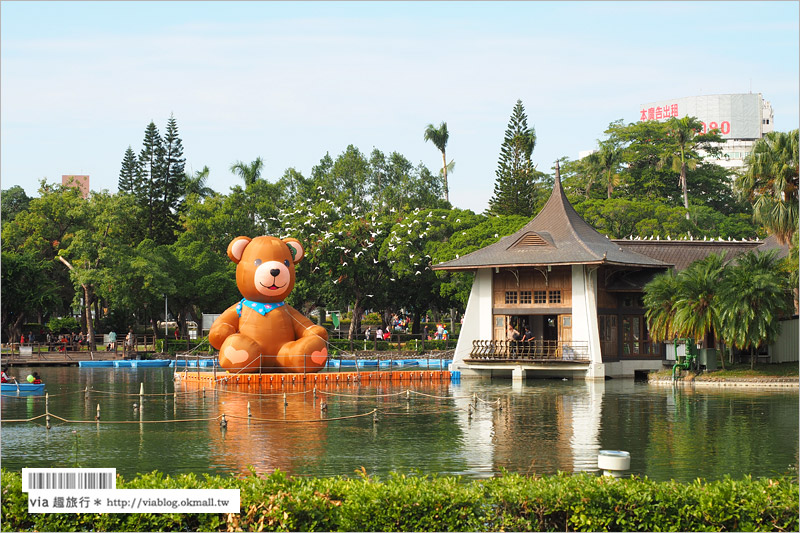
[598,450,630,477]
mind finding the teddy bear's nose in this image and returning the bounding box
[270,268,281,277]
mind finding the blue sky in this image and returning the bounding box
[2,1,798,213]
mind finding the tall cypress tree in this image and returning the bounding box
[159,114,186,243]
[137,121,165,242]
[118,146,138,193]
[118,117,188,245]
[488,99,541,217]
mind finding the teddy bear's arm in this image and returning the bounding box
[286,306,329,342]
[208,304,240,349]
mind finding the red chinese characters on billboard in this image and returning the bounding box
[640,104,679,121]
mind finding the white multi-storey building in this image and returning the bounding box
[638,93,774,171]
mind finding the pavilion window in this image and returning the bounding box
[533,291,547,304]
[505,291,518,304]
[548,290,562,304]
[520,291,532,304]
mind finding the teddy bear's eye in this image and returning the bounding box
[284,259,290,267]
[254,259,262,266]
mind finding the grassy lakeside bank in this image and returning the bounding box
[649,361,799,383]
[2,469,797,532]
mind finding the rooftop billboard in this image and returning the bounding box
[639,94,762,139]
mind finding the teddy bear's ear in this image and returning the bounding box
[227,236,252,264]
[284,238,304,264]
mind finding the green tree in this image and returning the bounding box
[488,99,543,217]
[659,116,724,218]
[183,166,215,199]
[118,146,138,193]
[120,117,187,245]
[671,253,727,349]
[229,157,264,187]
[423,121,452,203]
[157,114,186,243]
[583,141,623,199]
[643,270,681,343]
[1,251,60,342]
[0,185,31,224]
[719,250,794,369]
[736,129,799,244]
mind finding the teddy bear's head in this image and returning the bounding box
[226,235,305,303]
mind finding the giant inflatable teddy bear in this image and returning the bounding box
[209,235,328,373]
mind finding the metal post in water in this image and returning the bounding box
[139,382,144,404]
[45,393,50,429]
[96,403,100,420]
[247,401,252,417]
[84,386,89,401]
[283,393,287,406]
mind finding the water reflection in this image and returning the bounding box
[1,367,797,482]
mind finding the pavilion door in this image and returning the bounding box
[559,315,572,344]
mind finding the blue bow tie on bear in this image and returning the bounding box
[236,299,285,317]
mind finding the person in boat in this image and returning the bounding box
[1,366,15,383]
[31,372,42,384]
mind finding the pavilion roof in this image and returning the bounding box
[433,164,668,272]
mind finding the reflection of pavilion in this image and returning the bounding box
[451,381,606,475]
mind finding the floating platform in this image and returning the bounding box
[78,360,115,367]
[175,369,453,387]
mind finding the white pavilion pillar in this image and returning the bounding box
[572,265,605,380]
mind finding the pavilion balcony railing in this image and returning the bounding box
[468,339,590,363]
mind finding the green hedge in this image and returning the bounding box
[2,469,797,532]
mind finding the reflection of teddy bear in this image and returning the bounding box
[209,236,328,373]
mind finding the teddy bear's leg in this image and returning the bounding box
[275,337,328,373]
[218,334,264,373]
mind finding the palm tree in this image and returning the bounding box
[671,253,727,350]
[230,157,264,225]
[230,157,264,187]
[659,116,723,219]
[184,166,214,199]
[423,122,451,203]
[719,250,794,369]
[583,142,623,198]
[736,130,799,244]
[643,270,680,342]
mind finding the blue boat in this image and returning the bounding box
[326,360,341,368]
[357,360,379,368]
[394,359,420,368]
[79,361,115,367]
[1,382,45,394]
[113,360,134,367]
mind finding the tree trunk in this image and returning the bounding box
[82,284,97,351]
[680,162,690,220]
[441,151,449,203]
[411,310,422,335]
[348,298,362,341]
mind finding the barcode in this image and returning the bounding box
[22,468,116,492]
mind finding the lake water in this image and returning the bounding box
[1,366,797,482]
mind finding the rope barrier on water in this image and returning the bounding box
[226,408,379,424]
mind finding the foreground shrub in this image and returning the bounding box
[2,469,797,531]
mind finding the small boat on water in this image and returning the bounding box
[1,382,45,394]
[79,361,115,367]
